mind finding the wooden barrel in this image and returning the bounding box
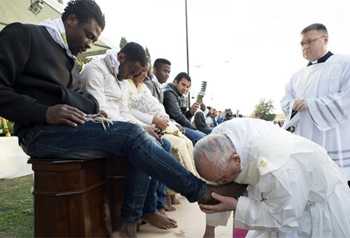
[28,158,111,237]
[105,158,128,230]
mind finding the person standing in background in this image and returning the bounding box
[281,23,350,186]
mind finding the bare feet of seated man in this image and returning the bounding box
[165,194,181,211]
[198,182,247,205]
[113,212,178,238]
[158,207,167,215]
[141,211,178,230]
[112,221,138,238]
[165,195,177,212]
[113,182,246,238]
[170,194,181,205]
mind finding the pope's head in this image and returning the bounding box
[194,134,241,185]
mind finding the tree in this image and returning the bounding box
[76,57,94,72]
[119,37,128,49]
[119,38,152,63]
[145,47,151,60]
[251,98,276,121]
[0,117,14,136]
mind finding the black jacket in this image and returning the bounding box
[163,83,196,129]
[0,23,99,138]
[194,111,207,130]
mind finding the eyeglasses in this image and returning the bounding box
[300,36,326,47]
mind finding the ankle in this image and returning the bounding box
[117,220,137,235]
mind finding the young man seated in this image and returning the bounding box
[163,72,206,145]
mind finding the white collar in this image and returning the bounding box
[39,18,75,59]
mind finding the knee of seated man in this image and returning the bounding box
[161,138,172,153]
[111,121,146,138]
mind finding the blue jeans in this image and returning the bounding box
[142,139,170,214]
[142,179,167,214]
[198,125,213,135]
[184,127,206,145]
[156,182,167,209]
[22,121,205,222]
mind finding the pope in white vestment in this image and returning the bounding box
[194,118,350,238]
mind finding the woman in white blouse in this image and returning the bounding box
[124,60,199,211]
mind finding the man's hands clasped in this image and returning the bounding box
[142,125,164,145]
[293,99,308,112]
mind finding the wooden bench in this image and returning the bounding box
[28,158,127,237]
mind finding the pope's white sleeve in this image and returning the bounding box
[204,180,232,226]
[234,170,311,233]
[206,212,232,226]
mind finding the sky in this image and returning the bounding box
[80,0,350,116]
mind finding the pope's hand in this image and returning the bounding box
[199,192,238,214]
[293,99,308,112]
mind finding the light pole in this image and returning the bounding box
[185,0,191,107]
[185,0,189,75]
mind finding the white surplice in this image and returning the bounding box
[281,54,350,181]
[208,119,350,238]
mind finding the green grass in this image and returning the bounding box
[0,175,34,238]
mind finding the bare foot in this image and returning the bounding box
[136,220,142,233]
[158,208,167,216]
[112,221,137,238]
[199,182,248,205]
[170,194,181,205]
[141,211,178,229]
[165,194,176,211]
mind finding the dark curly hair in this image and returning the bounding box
[62,0,105,30]
[118,42,147,67]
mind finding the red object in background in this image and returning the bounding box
[233,228,248,238]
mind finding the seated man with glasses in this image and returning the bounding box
[280,23,350,187]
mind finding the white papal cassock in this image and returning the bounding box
[281,54,350,181]
[206,119,350,238]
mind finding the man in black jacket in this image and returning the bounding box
[194,103,213,134]
[163,72,206,145]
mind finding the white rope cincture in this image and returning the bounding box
[86,114,113,130]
